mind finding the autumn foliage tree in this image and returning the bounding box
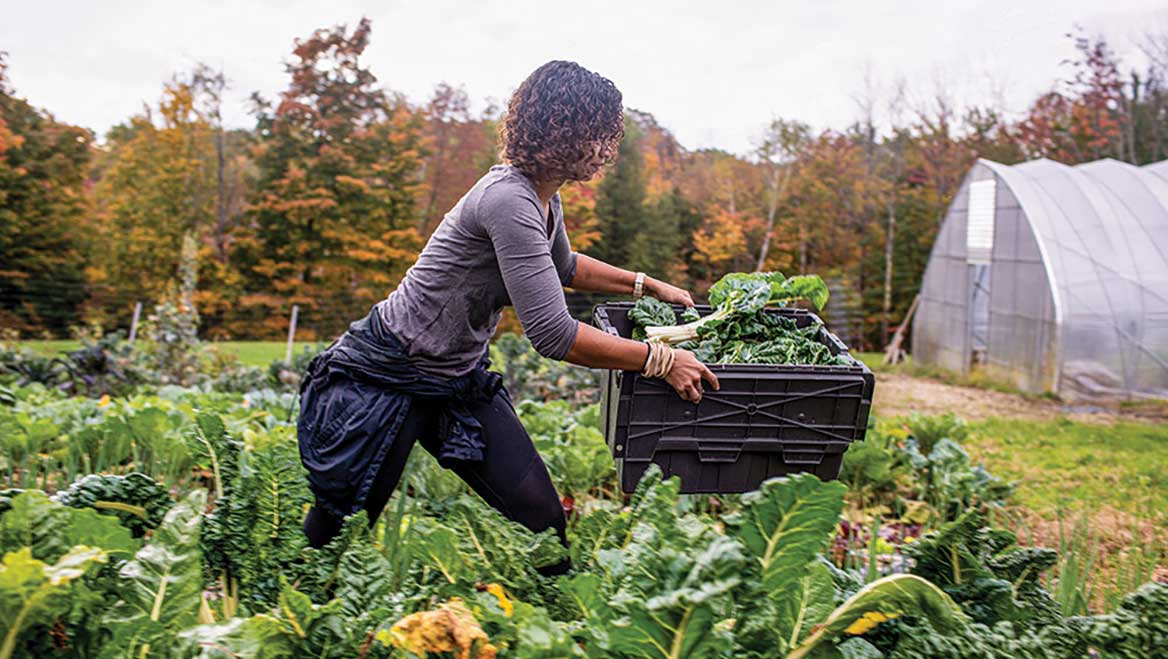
[232,18,425,339]
[87,75,220,328]
[417,83,496,235]
[0,53,93,334]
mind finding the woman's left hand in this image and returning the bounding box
[648,279,695,307]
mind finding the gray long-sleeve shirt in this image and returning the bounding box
[378,164,580,377]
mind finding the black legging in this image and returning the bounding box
[302,390,569,573]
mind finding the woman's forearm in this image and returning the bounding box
[569,254,639,295]
[564,321,649,371]
[568,253,696,309]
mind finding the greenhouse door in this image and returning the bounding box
[969,265,991,367]
[966,178,997,371]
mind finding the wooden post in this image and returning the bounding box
[128,302,142,343]
[882,294,920,366]
[285,304,299,363]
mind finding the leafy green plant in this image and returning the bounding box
[1053,508,1097,617]
[1068,581,1168,657]
[517,400,614,500]
[0,545,108,659]
[53,472,173,537]
[0,490,137,563]
[905,509,1063,627]
[906,412,969,455]
[101,490,207,657]
[903,437,1013,523]
[0,383,1163,658]
[788,574,967,658]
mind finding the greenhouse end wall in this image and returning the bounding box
[913,162,1058,395]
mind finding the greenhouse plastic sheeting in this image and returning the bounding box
[913,157,1168,401]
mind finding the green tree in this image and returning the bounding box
[587,116,647,270]
[0,53,93,335]
[232,17,425,339]
[627,185,701,284]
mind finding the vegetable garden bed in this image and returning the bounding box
[0,334,1164,658]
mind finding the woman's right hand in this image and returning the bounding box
[664,349,720,403]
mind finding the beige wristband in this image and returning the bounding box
[641,341,675,379]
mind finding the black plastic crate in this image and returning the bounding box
[594,302,874,493]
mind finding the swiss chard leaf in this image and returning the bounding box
[0,490,136,563]
[788,574,967,658]
[724,474,846,655]
[628,297,677,329]
[0,545,108,659]
[770,274,830,310]
[53,472,173,536]
[101,490,207,657]
[707,272,784,308]
[726,474,846,596]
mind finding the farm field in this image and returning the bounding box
[18,339,1167,544]
[1,333,1165,657]
[21,340,319,368]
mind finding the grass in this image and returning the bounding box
[15,340,313,367]
[17,340,80,356]
[964,417,1168,518]
[207,341,318,366]
[855,351,884,370]
[960,416,1167,606]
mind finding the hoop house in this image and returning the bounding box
[912,158,1168,400]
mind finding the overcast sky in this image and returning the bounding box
[3,0,1166,155]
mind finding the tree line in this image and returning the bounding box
[2,19,1167,348]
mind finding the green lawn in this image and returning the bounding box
[17,340,80,357]
[868,413,1168,605]
[963,417,1168,521]
[855,351,884,370]
[207,341,319,366]
[960,416,1168,602]
[16,340,314,367]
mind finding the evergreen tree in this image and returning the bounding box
[627,186,701,284]
[588,117,647,269]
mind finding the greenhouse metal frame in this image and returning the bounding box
[913,157,1168,401]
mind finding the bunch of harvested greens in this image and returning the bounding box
[628,272,852,366]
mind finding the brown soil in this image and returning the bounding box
[870,372,1159,424]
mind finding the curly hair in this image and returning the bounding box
[499,61,624,182]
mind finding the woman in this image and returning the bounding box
[297,61,719,572]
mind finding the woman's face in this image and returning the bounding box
[571,139,618,181]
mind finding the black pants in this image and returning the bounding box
[303,390,568,571]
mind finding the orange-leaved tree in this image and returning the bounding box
[232,17,425,339]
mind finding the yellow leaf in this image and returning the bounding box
[485,583,513,617]
[844,610,899,635]
[386,597,498,659]
[97,394,111,408]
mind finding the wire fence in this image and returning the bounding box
[0,287,635,343]
[3,282,918,349]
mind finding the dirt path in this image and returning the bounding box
[870,372,1157,423]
